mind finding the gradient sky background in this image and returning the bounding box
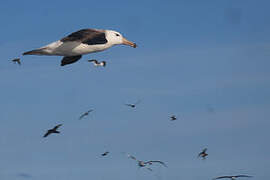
[0,0,270,180]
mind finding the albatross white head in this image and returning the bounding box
[105,30,137,48]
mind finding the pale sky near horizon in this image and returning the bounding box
[0,0,270,180]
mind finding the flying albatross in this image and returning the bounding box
[198,148,208,160]
[88,59,106,67]
[43,124,62,138]
[23,28,137,66]
[125,153,167,171]
[125,100,141,108]
[170,115,177,121]
[101,151,109,156]
[79,109,94,120]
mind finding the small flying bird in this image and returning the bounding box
[101,151,109,156]
[43,124,62,138]
[22,28,137,66]
[198,148,208,159]
[88,59,106,67]
[125,100,141,108]
[126,153,167,171]
[12,58,21,65]
[79,109,93,120]
[213,175,253,180]
[170,115,177,121]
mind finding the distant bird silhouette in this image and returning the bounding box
[170,115,177,121]
[101,151,109,156]
[198,148,208,159]
[12,58,21,65]
[125,100,141,108]
[88,59,106,67]
[126,153,167,171]
[79,109,93,120]
[43,124,62,138]
[213,175,252,180]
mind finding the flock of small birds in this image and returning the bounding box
[10,57,253,179]
[38,100,252,179]
[10,28,253,179]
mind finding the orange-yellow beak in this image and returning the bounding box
[122,37,137,48]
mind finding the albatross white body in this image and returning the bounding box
[41,40,113,56]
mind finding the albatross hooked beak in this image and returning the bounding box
[122,37,137,48]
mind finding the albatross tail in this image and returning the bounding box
[23,48,49,55]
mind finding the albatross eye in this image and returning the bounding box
[115,33,120,37]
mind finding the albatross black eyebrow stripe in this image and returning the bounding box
[61,29,108,45]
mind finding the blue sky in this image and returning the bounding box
[0,0,270,180]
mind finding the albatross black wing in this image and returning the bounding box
[79,110,93,120]
[213,176,233,179]
[235,175,253,178]
[86,109,94,113]
[61,55,82,66]
[125,104,133,107]
[79,113,86,120]
[43,131,51,138]
[61,29,108,45]
[88,59,98,64]
[53,124,62,130]
[101,151,109,156]
[145,161,168,167]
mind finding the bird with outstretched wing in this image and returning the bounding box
[125,100,141,108]
[145,160,168,167]
[43,124,62,138]
[79,109,93,120]
[125,153,167,171]
[198,148,208,159]
[213,175,252,180]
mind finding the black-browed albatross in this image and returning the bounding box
[23,28,137,66]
